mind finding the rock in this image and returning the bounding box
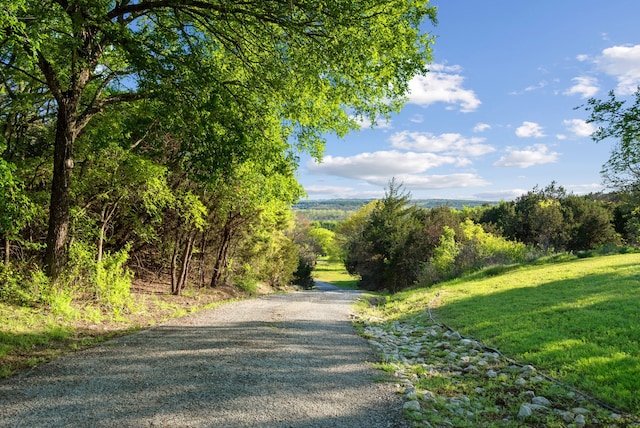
[531,396,551,406]
[521,365,536,375]
[486,369,498,378]
[572,407,590,415]
[514,377,527,386]
[517,404,532,419]
[561,411,574,423]
[403,400,421,412]
[575,413,586,428]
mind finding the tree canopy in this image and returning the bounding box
[0,0,438,277]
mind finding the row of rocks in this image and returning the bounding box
[360,316,636,427]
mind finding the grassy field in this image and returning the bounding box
[362,253,640,415]
[312,258,360,289]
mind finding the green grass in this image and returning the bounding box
[313,258,360,289]
[366,253,640,415]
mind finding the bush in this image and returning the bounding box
[63,241,135,317]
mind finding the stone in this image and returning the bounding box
[575,413,586,428]
[517,404,532,419]
[561,411,574,423]
[572,407,590,415]
[486,369,498,378]
[403,400,421,412]
[531,396,551,406]
[521,365,536,375]
[514,377,527,386]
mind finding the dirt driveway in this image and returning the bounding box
[0,283,407,427]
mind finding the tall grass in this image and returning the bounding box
[370,253,640,414]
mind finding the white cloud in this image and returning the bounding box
[563,76,599,98]
[307,150,458,179]
[565,183,606,195]
[306,150,490,191]
[474,189,527,201]
[515,121,546,138]
[367,173,489,189]
[407,64,481,112]
[595,44,640,95]
[473,123,491,133]
[389,131,495,157]
[409,114,424,123]
[562,119,596,137]
[493,144,559,168]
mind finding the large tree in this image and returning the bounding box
[0,0,437,277]
[584,88,640,193]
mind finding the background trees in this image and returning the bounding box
[336,181,625,292]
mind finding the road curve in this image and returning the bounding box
[0,283,408,427]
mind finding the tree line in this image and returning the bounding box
[335,180,638,292]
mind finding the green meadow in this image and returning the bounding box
[350,253,640,415]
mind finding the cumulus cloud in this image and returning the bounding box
[563,76,599,98]
[407,64,481,112]
[473,123,491,133]
[515,121,546,138]
[595,44,640,95]
[389,131,495,157]
[306,150,489,191]
[307,150,459,179]
[562,119,596,137]
[493,144,559,168]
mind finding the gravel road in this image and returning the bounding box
[0,283,408,427]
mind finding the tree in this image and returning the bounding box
[1,0,437,277]
[584,88,640,193]
[346,179,422,291]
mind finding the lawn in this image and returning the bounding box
[312,257,360,289]
[366,253,640,414]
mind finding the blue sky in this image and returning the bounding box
[297,1,640,201]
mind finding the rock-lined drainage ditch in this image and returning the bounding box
[357,313,638,427]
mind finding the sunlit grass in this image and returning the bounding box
[367,253,640,414]
[312,257,360,289]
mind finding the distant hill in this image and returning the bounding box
[294,199,496,222]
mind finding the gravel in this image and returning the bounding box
[0,282,408,428]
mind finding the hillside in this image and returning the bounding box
[353,253,640,425]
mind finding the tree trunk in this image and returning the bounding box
[3,237,9,266]
[210,227,232,288]
[170,234,182,295]
[44,102,75,279]
[177,232,195,292]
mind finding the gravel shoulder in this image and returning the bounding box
[0,283,407,427]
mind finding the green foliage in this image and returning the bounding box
[584,88,640,193]
[94,248,135,317]
[0,158,35,241]
[428,226,460,281]
[62,242,134,317]
[342,179,424,291]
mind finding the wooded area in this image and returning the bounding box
[0,0,436,311]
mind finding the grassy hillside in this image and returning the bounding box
[359,253,640,415]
